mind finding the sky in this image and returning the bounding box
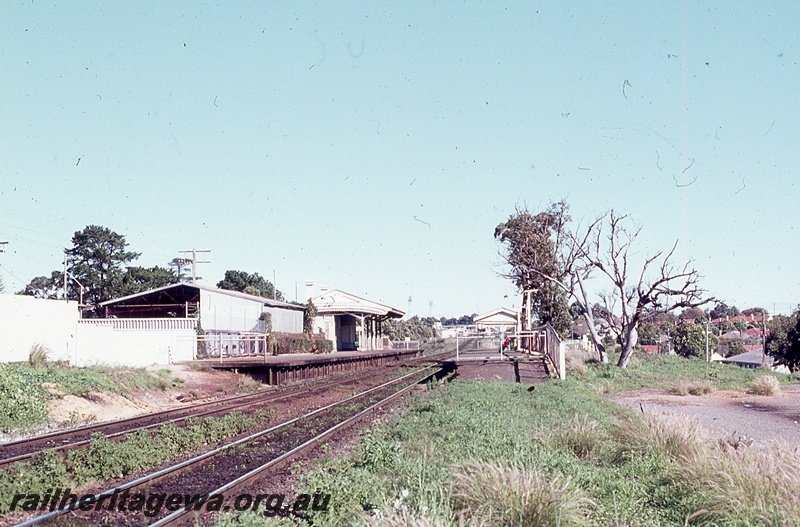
[1,1,798,318]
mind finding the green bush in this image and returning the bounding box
[0,365,49,431]
[270,333,333,355]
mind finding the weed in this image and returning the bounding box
[683,441,800,524]
[0,411,265,513]
[611,413,707,463]
[667,380,714,396]
[59,411,97,429]
[28,343,51,367]
[0,364,49,431]
[551,414,604,459]
[451,461,592,527]
[236,375,263,393]
[748,375,781,395]
[356,426,400,470]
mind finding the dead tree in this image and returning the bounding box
[588,211,711,368]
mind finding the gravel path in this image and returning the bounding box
[608,384,800,449]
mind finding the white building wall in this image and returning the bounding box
[0,295,77,363]
[200,290,302,334]
[313,314,338,350]
[264,306,303,333]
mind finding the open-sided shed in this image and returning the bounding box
[100,282,304,334]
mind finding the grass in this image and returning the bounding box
[0,410,268,513]
[0,363,187,432]
[571,350,798,393]
[748,375,781,395]
[204,352,800,527]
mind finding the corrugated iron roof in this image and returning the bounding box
[100,282,304,310]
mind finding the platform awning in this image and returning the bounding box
[311,289,404,318]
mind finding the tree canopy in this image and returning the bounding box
[120,266,179,296]
[494,203,572,338]
[496,202,711,367]
[767,308,800,372]
[217,270,285,301]
[710,302,740,320]
[674,322,718,359]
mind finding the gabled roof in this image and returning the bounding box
[474,307,517,324]
[311,289,404,318]
[100,282,304,310]
[721,349,773,366]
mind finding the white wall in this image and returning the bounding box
[0,295,195,367]
[75,320,196,367]
[265,305,303,333]
[0,295,77,363]
[200,290,303,334]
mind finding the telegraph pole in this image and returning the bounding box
[178,249,211,283]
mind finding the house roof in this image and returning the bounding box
[311,289,404,318]
[100,282,304,310]
[474,307,517,325]
[721,349,774,366]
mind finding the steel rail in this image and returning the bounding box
[12,366,435,527]
[152,366,441,526]
[0,367,385,468]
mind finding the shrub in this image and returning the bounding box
[748,375,781,395]
[451,461,592,527]
[0,365,49,431]
[28,343,51,367]
[269,333,333,355]
[612,413,707,462]
[552,415,604,459]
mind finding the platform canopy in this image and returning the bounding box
[311,289,404,318]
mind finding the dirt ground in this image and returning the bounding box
[47,364,262,427]
[608,384,800,448]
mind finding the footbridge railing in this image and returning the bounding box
[516,324,565,380]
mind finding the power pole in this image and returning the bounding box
[762,310,767,367]
[178,249,211,283]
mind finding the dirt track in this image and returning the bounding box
[608,384,800,449]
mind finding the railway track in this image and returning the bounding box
[0,366,400,469]
[12,365,443,527]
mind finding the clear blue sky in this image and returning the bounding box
[1,1,798,317]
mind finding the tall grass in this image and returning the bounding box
[683,441,800,524]
[451,461,591,527]
[748,375,781,395]
[611,413,706,462]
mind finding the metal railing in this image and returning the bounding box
[516,324,564,379]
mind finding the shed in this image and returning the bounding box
[310,289,404,351]
[100,283,304,335]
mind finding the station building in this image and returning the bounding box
[309,288,404,352]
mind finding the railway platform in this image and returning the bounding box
[438,349,550,383]
[191,348,423,385]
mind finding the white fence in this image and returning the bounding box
[75,319,197,367]
[0,295,197,367]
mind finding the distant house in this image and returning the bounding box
[474,308,517,334]
[720,349,789,374]
[310,289,404,352]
